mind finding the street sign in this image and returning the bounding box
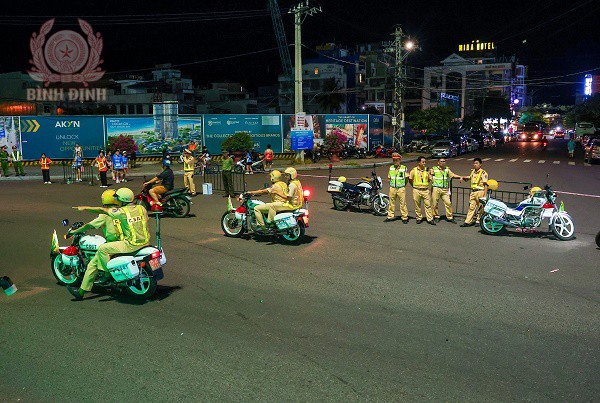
[290,129,314,150]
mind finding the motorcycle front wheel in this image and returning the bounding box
[170,196,190,218]
[125,266,157,300]
[51,254,81,286]
[480,213,506,235]
[221,211,245,237]
[281,221,305,244]
[550,213,575,241]
[371,195,390,216]
[333,198,350,211]
[595,231,600,248]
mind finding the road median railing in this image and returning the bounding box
[450,178,532,216]
[202,165,246,194]
[61,159,96,186]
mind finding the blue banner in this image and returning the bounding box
[20,116,104,160]
[290,130,314,150]
[203,114,282,154]
[368,115,384,150]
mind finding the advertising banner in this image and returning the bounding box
[282,114,325,152]
[203,114,282,154]
[105,115,202,155]
[290,130,314,151]
[324,114,368,149]
[0,117,21,151]
[20,116,104,159]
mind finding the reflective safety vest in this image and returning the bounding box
[40,157,51,169]
[431,166,450,188]
[122,205,150,246]
[271,181,288,203]
[411,167,429,187]
[470,169,486,190]
[183,156,195,172]
[287,179,304,209]
[11,151,22,162]
[389,165,407,188]
[97,157,108,172]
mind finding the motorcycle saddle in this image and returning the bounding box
[110,247,150,258]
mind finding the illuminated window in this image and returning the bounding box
[314,67,319,75]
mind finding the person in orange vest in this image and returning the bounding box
[39,153,52,184]
[95,151,109,187]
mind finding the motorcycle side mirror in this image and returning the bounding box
[523,186,529,190]
[264,182,270,189]
[62,219,69,226]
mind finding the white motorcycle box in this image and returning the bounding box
[484,198,507,217]
[274,212,297,230]
[135,246,166,266]
[107,256,140,282]
[327,180,343,192]
[79,235,106,251]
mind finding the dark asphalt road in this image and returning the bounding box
[1,139,598,401]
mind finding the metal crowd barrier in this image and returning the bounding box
[202,165,246,194]
[61,159,96,185]
[450,178,532,216]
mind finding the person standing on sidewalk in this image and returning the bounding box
[263,144,274,171]
[112,149,123,183]
[95,151,109,187]
[40,153,52,184]
[10,145,25,176]
[429,158,460,223]
[182,148,197,196]
[121,151,129,182]
[385,153,409,223]
[221,149,235,197]
[0,145,9,177]
[460,157,488,227]
[567,138,575,158]
[408,156,435,225]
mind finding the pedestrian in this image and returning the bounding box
[263,144,274,171]
[187,140,198,156]
[112,149,123,183]
[182,148,197,196]
[121,151,129,182]
[130,150,137,168]
[408,156,435,225]
[200,146,210,175]
[73,151,83,182]
[95,151,109,187]
[10,145,25,176]
[73,143,83,159]
[221,149,235,197]
[567,138,575,158]
[384,152,409,223]
[40,153,52,184]
[245,149,254,174]
[106,151,114,181]
[429,158,461,223]
[460,157,489,227]
[0,145,9,177]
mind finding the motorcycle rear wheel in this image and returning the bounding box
[371,195,390,216]
[170,196,190,218]
[480,213,506,235]
[281,221,305,244]
[333,198,349,211]
[221,211,245,237]
[234,165,244,174]
[125,266,157,299]
[550,213,575,241]
[51,254,81,286]
[595,231,600,248]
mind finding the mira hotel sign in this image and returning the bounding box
[458,40,495,52]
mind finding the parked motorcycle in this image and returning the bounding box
[342,143,367,159]
[480,184,575,240]
[50,214,167,299]
[327,167,389,216]
[221,191,310,244]
[134,184,191,218]
[234,157,265,173]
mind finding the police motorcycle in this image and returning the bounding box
[50,213,167,299]
[327,166,389,216]
[221,187,311,244]
[479,182,576,240]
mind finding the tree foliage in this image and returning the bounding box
[565,94,600,127]
[316,78,346,113]
[107,135,138,154]
[222,132,253,152]
[519,111,545,125]
[409,106,455,133]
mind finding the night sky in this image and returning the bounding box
[1,0,598,104]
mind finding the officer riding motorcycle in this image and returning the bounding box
[284,167,304,211]
[246,170,291,232]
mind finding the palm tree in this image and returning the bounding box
[316,78,345,113]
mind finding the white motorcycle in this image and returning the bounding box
[480,185,575,240]
[50,214,167,299]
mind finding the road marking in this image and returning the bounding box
[523,159,531,163]
[556,190,600,198]
[584,163,591,167]
[455,157,464,160]
[482,158,491,161]
[538,160,545,163]
[553,161,560,164]
[568,162,575,166]
[510,158,518,162]
[494,158,504,161]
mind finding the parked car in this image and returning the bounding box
[449,134,468,154]
[575,122,596,141]
[583,138,599,164]
[519,123,543,141]
[470,134,486,149]
[431,140,458,158]
[466,137,479,152]
[491,131,505,145]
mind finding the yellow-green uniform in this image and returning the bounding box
[430,166,459,220]
[80,214,124,291]
[95,204,150,277]
[464,168,488,224]
[0,149,9,176]
[387,164,408,220]
[410,166,433,222]
[11,150,25,176]
[254,181,289,227]
[183,154,196,194]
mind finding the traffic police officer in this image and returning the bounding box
[10,145,25,176]
[409,156,435,225]
[429,158,460,223]
[247,170,288,232]
[0,145,9,176]
[182,148,197,196]
[385,153,409,223]
[460,157,489,227]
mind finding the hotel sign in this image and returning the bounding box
[458,40,495,52]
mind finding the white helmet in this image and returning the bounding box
[115,187,135,203]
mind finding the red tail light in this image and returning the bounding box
[150,251,161,259]
[62,246,79,256]
[542,202,554,209]
[236,206,247,213]
[303,189,311,199]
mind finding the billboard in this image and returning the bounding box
[105,115,202,155]
[282,114,325,151]
[0,117,21,151]
[325,114,368,149]
[203,114,282,154]
[290,130,314,151]
[368,115,384,150]
[20,116,104,159]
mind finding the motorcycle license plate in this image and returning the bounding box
[487,207,504,218]
[149,258,161,270]
[327,184,341,192]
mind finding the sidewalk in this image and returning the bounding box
[0,154,422,182]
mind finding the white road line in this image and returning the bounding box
[510,158,518,162]
[524,159,531,163]
[495,158,504,161]
[538,160,545,163]
[584,163,591,166]
[553,161,560,164]
[568,162,576,166]
[455,157,464,160]
[482,158,491,161]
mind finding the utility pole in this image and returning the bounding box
[289,1,321,114]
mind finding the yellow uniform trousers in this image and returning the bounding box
[387,186,408,220]
[254,202,290,227]
[184,170,196,194]
[80,241,145,291]
[431,187,453,220]
[413,187,433,222]
[465,190,486,224]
